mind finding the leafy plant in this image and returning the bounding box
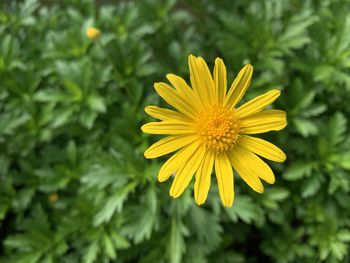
[1,0,350,262]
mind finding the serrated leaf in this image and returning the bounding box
[303,104,327,117]
[301,175,321,198]
[284,162,314,181]
[83,241,99,263]
[266,188,290,201]
[338,230,350,242]
[226,195,261,225]
[121,187,158,244]
[330,241,347,260]
[189,205,222,246]
[328,170,350,194]
[93,182,137,226]
[111,233,130,249]
[293,118,318,137]
[87,95,106,113]
[328,112,347,146]
[330,152,350,170]
[103,234,116,259]
[169,216,187,263]
[63,79,82,101]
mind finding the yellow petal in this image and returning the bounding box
[144,135,197,159]
[154,82,197,118]
[231,145,275,184]
[224,64,253,108]
[240,110,287,134]
[145,106,189,122]
[228,146,265,193]
[236,90,281,118]
[158,142,200,182]
[170,145,206,198]
[213,58,227,104]
[215,152,234,207]
[197,57,216,103]
[194,150,215,205]
[141,121,195,135]
[188,55,215,105]
[166,74,202,110]
[238,135,286,162]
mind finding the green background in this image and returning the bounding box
[1,0,350,262]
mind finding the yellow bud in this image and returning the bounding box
[86,26,101,41]
[48,193,59,203]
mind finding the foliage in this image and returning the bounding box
[1,0,350,262]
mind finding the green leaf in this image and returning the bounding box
[83,241,99,263]
[301,175,321,198]
[303,104,327,117]
[266,188,290,201]
[338,230,350,242]
[93,182,137,226]
[279,17,313,50]
[111,233,130,249]
[330,152,350,170]
[226,195,262,225]
[0,176,15,220]
[189,205,222,247]
[284,162,314,181]
[169,216,187,263]
[103,234,116,260]
[262,188,290,210]
[7,252,43,263]
[87,95,106,113]
[34,89,70,103]
[0,111,31,135]
[63,79,82,101]
[328,112,347,146]
[293,118,318,137]
[67,140,77,164]
[330,241,347,260]
[121,187,158,243]
[328,170,350,194]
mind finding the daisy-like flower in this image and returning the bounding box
[142,55,287,207]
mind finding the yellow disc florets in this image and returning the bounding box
[197,105,240,152]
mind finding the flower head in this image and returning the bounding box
[142,55,287,207]
[86,26,101,41]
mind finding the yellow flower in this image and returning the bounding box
[86,26,101,41]
[142,55,287,207]
[48,193,59,203]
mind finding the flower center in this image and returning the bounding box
[197,105,240,152]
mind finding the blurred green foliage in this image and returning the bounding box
[1,0,350,262]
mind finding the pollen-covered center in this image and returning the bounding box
[197,105,240,152]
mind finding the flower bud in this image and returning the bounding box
[86,26,101,41]
[48,193,59,203]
